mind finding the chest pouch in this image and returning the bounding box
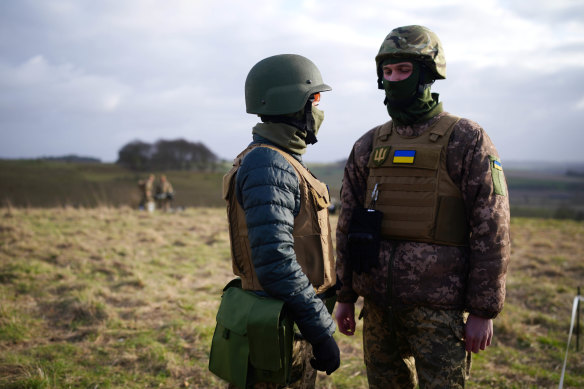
[348,207,383,274]
[209,278,294,388]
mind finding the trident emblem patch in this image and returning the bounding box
[372,146,390,167]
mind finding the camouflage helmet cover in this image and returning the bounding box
[375,25,446,82]
[245,54,331,115]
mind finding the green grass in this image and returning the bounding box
[1,209,584,388]
[0,160,226,208]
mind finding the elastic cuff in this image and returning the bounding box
[468,308,498,319]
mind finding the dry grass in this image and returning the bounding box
[0,207,232,388]
[0,208,583,388]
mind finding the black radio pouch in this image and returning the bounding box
[347,208,383,274]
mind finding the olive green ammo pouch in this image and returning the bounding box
[208,278,293,388]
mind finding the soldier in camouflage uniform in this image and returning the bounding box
[155,175,174,211]
[335,25,511,388]
[138,174,155,211]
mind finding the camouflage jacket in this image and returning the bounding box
[336,111,511,319]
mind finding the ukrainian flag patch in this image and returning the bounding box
[393,150,416,164]
[489,155,507,196]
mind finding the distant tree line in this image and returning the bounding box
[566,169,584,178]
[39,155,101,163]
[116,139,219,171]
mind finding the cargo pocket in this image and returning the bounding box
[453,312,472,378]
[449,312,466,342]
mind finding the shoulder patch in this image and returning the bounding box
[371,146,390,167]
[489,155,507,196]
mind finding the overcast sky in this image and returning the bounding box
[1,0,583,164]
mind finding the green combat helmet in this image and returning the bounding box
[375,25,446,89]
[245,54,331,115]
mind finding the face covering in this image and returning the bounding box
[252,122,309,154]
[310,105,325,137]
[382,59,443,126]
[383,61,421,106]
[253,102,325,154]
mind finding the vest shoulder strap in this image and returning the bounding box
[254,144,302,170]
[373,114,461,144]
[223,143,329,202]
[222,144,259,201]
[253,144,326,191]
[233,144,257,167]
[429,113,461,142]
[375,121,393,142]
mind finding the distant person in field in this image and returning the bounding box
[222,54,340,387]
[138,174,155,211]
[334,25,511,388]
[155,175,174,211]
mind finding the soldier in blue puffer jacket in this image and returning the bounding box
[223,54,340,388]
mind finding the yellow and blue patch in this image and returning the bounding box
[489,155,506,196]
[393,150,416,164]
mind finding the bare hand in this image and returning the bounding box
[465,314,493,353]
[335,302,356,336]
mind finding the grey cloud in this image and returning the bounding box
[0,0,582,164]
[502,0,584,23]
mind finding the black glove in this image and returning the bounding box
[309,335,340,375]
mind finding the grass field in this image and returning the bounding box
[1,207,583,388]
[0,160,226,209]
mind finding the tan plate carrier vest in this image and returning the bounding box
[223,144,336,294]
[366,114,469,246]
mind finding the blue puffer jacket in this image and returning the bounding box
[235,135,335,345]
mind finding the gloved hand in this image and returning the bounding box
[309,335,340,375]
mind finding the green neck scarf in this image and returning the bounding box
[386,90,443,126]
[252,122,308,155]
[382,59,443,125]
[253,105,325,155]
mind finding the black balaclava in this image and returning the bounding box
[382,58,443,126]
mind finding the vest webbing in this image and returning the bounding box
[366,114,469,246]
[222,144,336,293]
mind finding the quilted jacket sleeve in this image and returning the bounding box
[235,146,335,345]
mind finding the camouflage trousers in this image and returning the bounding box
[227,336,317,389]
[362,299,469,389]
